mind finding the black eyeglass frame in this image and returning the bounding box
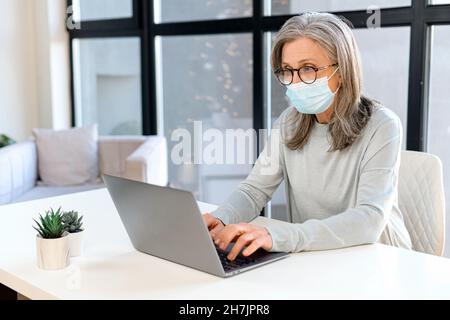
[274,63,339,86]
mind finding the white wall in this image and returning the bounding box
[0,0,71,142]
[0,0,39,141]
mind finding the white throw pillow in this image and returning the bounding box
[33,125,99,186]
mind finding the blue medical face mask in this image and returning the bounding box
[286,67,340,115]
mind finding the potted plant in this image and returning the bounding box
[33,207,70,270]
[62,210,84,257]
[0,134,16,148]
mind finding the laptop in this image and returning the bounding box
[103,174,289,278]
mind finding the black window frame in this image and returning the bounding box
[67,0,450,152]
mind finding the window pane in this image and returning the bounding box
[265,27,409,146]
[352,27,410,149]
[264,27,410,220]
[157,34,253,203]
[429,0,450,4]
[268,0,411,15]
[264,33,288,125]
[263,33,288,221]
[73,38,142,135]
[72,0,133,22]
[155,0,252,23]
[427,25,450,257]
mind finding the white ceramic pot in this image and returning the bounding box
[68,231,84,257]
[36,233,70,270]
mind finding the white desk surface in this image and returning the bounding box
[1,188,450,300]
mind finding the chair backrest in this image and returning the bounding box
[398,150,446,256]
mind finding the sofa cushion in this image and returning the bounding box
[33,126,99,186]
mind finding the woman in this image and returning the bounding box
[203,12,412,261]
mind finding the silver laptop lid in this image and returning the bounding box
[103,174,226,277]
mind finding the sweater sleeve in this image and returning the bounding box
[212,119,285,225]
[266,116,403,253]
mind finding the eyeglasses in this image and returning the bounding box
[274,63,339,86]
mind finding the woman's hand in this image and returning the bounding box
[214,223,273,261]
[203,213,225,238]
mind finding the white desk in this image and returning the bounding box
[1,188,450,300]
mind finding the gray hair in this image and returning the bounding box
[271,12,376,151]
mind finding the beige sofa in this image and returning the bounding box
[0,136,168,205]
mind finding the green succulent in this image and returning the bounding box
[62,210,84,233]
[33,207,65,239]
[0,134,16,148]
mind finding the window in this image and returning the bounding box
[157,34,253,202]
[267,0,411,15]
[427,25,450,257]
[67,0,450,256]
[154,0,252,23]
[72,37,142,135]
[72,0,133,21]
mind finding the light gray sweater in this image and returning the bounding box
[212,106,412,253]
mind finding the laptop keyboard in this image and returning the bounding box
[216,249,258,272]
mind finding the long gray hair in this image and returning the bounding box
[271,12,376,151]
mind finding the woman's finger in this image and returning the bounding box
[216,224,253,251]
[209,224,224,239]
[227,232,256,261]
[242,238,264,257]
